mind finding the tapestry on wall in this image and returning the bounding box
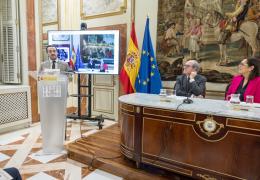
[156,0,260,83]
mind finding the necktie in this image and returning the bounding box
[52,61,56,69]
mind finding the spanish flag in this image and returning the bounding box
[69,45,76,70]
[120,21,140,94]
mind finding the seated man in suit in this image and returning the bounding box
[39,45,71,73]
[174,59,206,97]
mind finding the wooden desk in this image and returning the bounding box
[119,93,260,180]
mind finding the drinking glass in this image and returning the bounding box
[166,89,171,96]
[160,89,167,96]
[172,90,176,96]
[246,95,254,104]
[229,94,240,104]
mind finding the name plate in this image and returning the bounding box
[39,75,58,81]
[39,69,60,81]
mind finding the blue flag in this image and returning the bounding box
[75,45,83,70]
[135,18,162,94]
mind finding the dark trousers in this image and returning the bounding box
[4,168,22,180]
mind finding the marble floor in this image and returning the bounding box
[0,120,121,180]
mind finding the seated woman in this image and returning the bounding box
[225,57,260,103]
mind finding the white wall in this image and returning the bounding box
[135,0,158,52]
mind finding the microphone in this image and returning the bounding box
[183,76,193,104]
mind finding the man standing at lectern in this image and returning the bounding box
[174,59,206,97]
[39,45,71,73]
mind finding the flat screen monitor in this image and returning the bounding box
[48,30,120,75]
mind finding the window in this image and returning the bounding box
[0,0,21,84]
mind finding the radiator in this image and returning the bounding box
[0,85,31,133]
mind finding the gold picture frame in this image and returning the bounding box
[81,0,127,20]
[41,0,60,26]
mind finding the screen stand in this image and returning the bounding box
[66,74,104,138]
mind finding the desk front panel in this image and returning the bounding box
[120,103,260,180]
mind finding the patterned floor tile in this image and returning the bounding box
[21,133,30,138]
[49,154,67,164]
[0,135,25,145]
[21,172,38,180]
[45,170,65,180]
[0,159,9,168]
[0,120,116,179]
[0,150,16,168]
[82,169,123,180]
[29,150,65,164]
[23,156,43,166]
[26,172,57,180]
[0,151,11,161]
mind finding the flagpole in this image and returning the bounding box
[131,0,136,22]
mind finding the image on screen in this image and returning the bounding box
[48,30,119,75]
[55,44,70,62]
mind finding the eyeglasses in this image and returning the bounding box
[239,62,248,66]
[183,64,192,68]
[48,50,57,53]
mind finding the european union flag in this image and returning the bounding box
[135,18,162,94]
[75,45,83,70]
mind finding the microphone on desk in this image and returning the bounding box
[183,76,193,104]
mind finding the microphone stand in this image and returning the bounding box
[183,96,193,104]
[183,76,193,104]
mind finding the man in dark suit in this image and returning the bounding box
[39,45,71,73]
[174,59,206,97]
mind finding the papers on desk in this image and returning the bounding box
[172,95,187,100]
[159,95,191,103]
[159,95,178,102]
[227,102,260,111]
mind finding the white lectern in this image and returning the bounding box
[38,70,68,154]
